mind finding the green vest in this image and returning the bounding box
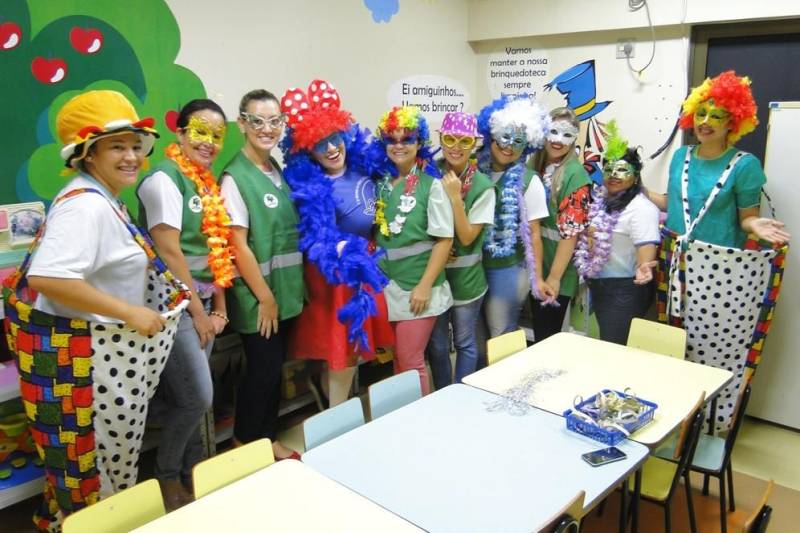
[541,157,591,298]
[222,152,304,332]
[138,159,213,282]
[446,169,493,304]
[483,168,535,270]
[375,172,446,291]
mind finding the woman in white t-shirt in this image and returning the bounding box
[137,99,233,509]
[575,136,660,345]
[25,90,166,529]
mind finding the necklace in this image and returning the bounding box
[456,161,476,199]
[375,163,420,237]
[484,162,524,257]
[166,143,235,288]
[574,186,622,279]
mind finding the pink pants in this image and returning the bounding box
[391,316,436,395]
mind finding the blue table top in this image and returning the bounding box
[303,384,649,533]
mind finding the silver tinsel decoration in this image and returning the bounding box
[484,368,567,415]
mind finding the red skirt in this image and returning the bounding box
[289,262,394,370]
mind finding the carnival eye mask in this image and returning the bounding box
[313,132,345,154]
[440,134,477,150]
[493,128,527,151]
[547,120,579,145]
[603,160,635,181]
[382,132,419,146]
[694,101,731,128]
[185,115,226,148]
[240,112,286,131]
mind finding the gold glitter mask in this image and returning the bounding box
[185,115,226,148]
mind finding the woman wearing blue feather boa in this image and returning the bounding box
[280,80,394,407]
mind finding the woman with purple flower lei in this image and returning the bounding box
[475,95,554,362]
[574,121,660,344]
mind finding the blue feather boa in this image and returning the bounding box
[281,124,388,351]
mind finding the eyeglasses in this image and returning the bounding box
[493,134,527,151]
[382,133,419,146]
[313,132,344,154]
[440,134,477,150]
[240,112,286,131]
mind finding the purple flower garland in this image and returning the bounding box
[574,186,623,279]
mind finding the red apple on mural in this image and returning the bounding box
[31,57,68,84]
[0,22,22,50]
[164,110,179,133]
[69,27,104,54]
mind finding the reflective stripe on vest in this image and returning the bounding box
[385,241,434,261]
[258,252,303,276]
[446,253,481,269]
[185,255,209,271]
[541,227,561,241]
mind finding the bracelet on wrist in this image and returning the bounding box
[209,311,229,324]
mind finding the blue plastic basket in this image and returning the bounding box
[563,389,658,445]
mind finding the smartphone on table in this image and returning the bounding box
[581,446,627,467]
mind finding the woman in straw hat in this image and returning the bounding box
[24,89,171,530]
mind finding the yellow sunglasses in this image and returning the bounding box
[441,134,477,150]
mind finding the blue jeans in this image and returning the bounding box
[476,263,530,366]
[427,295,485,390]
[154,303,214,481]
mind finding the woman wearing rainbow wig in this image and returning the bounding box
[370,106,454,395]
[279,80,393,408]
[648,71,789,432]
[475,95,553,363]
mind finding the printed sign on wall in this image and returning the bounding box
[487,46,550,98]
[387,74,470,125]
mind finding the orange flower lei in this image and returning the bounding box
[166,143,235,288]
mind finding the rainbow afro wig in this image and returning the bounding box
[368,105,438,177]
[281,79,352,153]
[678,70,758,145]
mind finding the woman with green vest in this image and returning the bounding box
[219,89,303,460]
[426,112,495,388]
[530,107,592,342]
[137,99,234,508]
[475,95,553,363]
[370,106,454,395]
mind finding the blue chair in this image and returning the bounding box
[303,397,365,451]
[367,370,422,420]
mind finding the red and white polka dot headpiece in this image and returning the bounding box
[281,79,352,152]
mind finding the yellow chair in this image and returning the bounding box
[61,479,165,533]
[634,393,706,533]
[626,318,686,359]
[192,438,274,499]
[742,479,774,533]
[487,328,527,366]
[541,490,584,532]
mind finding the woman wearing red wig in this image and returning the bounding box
[648,71,789,433]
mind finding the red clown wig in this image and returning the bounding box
[678,70,758,145]
[281,80,352,153]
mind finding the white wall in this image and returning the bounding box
[467,0,800,41]
[165,0,476,135]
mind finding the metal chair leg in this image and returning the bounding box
[685,471,698,533]
[719,474,727,533]
[727,462,736,512]
[702,473,710,495]
[664,501,671,533]
[619,479,628,533]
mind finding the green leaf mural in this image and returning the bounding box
[1,0,242,216]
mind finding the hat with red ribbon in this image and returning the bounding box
[280,79,352,153]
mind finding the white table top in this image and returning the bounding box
[303,384,649,533]
[462,332,733,446]
[132,459,422,533]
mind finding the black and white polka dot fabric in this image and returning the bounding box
[90,270,185,497]
[683,240,777,433]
